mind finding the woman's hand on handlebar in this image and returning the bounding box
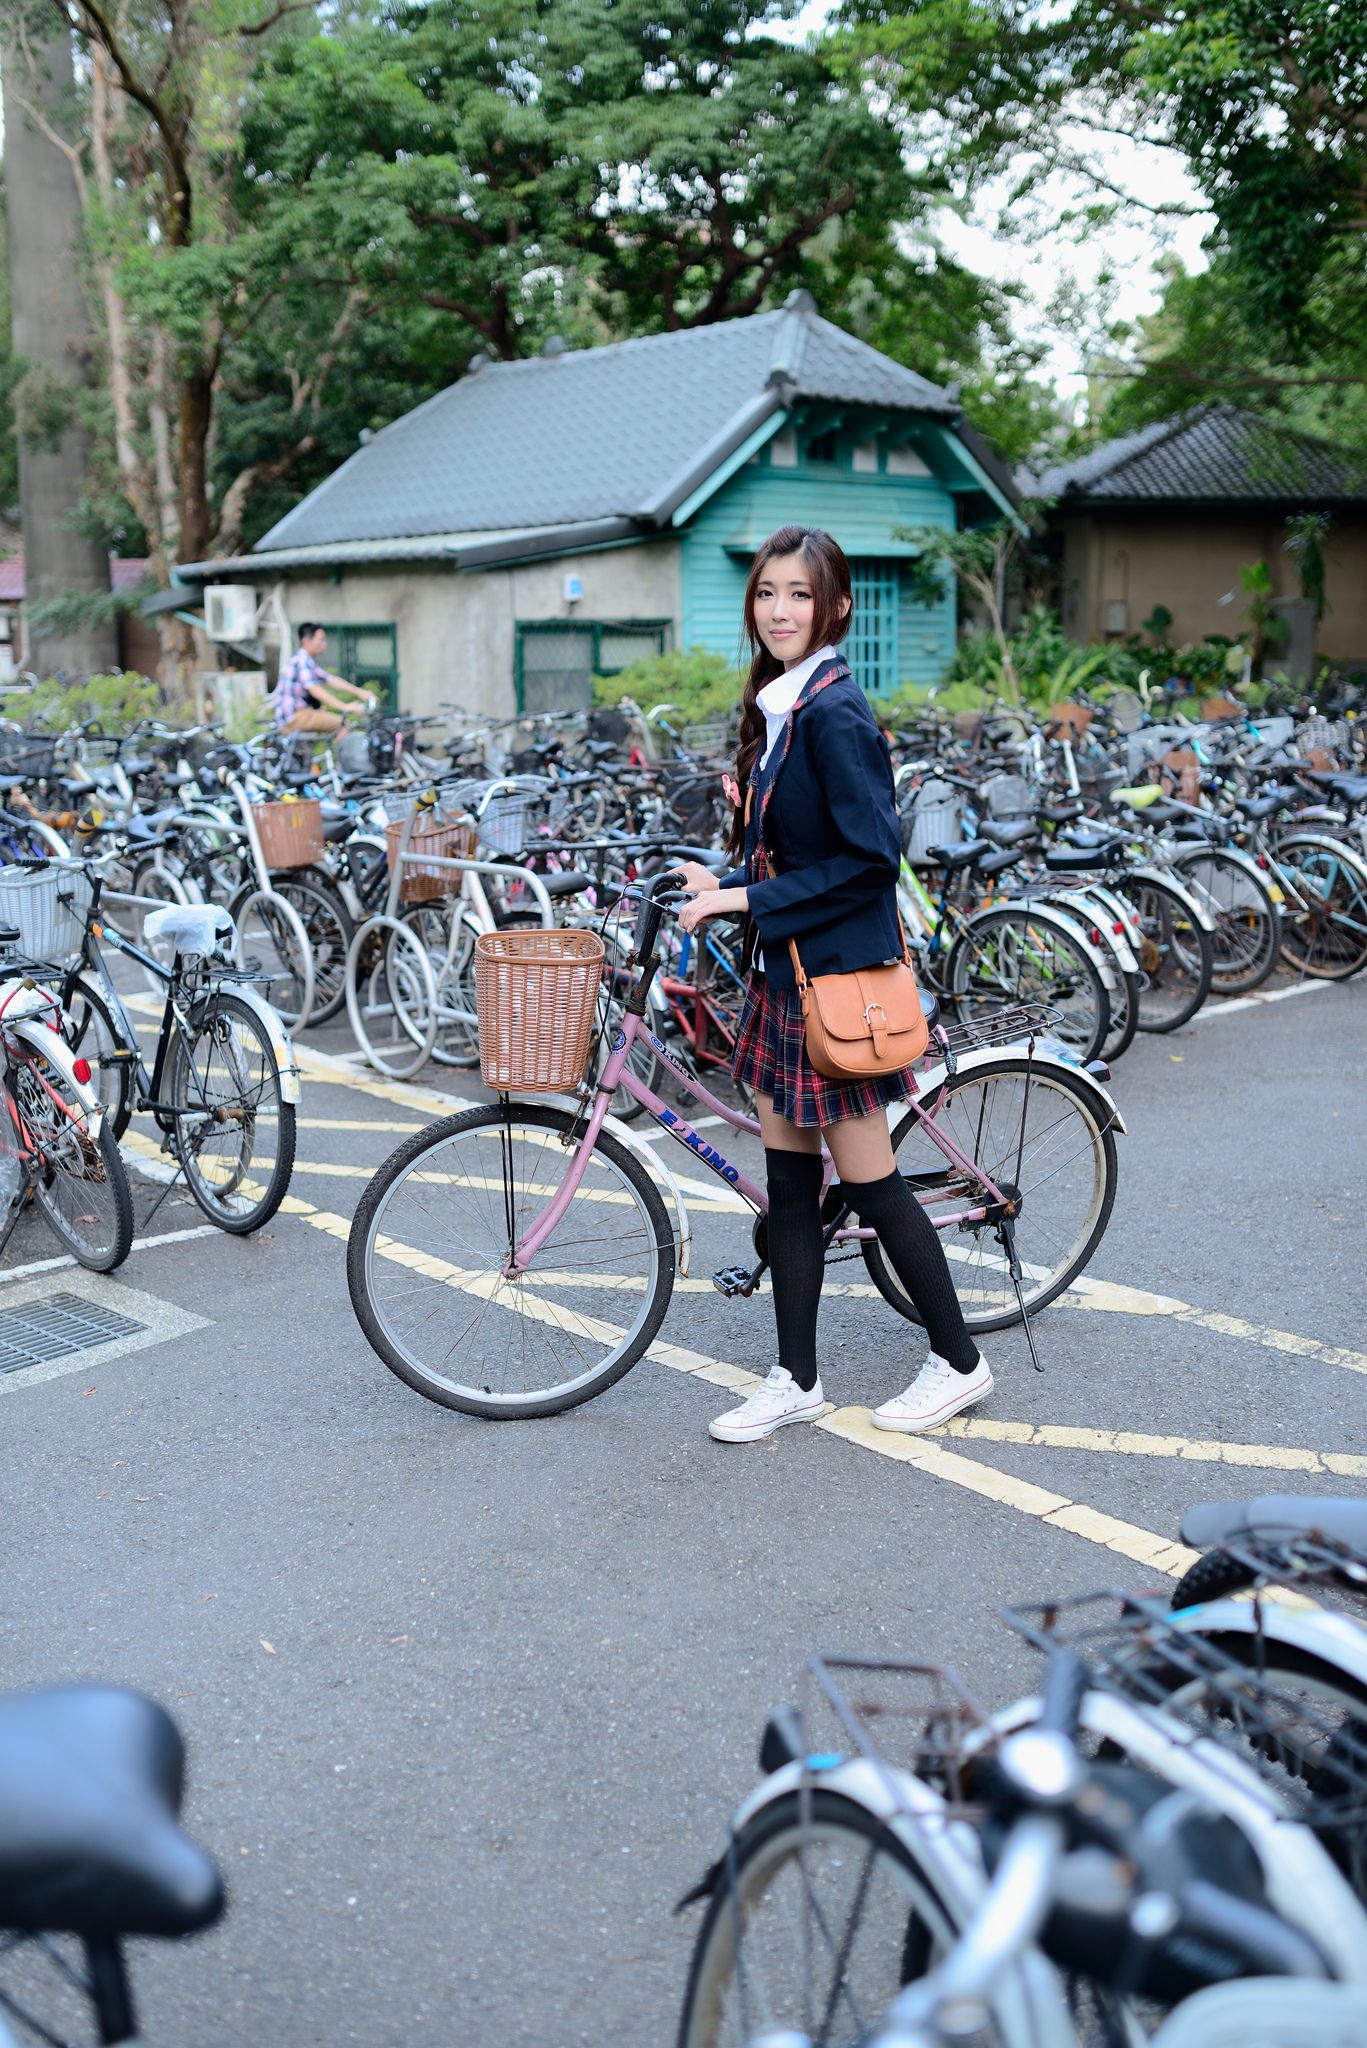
[676,860,722,895]
[679,885,748,934]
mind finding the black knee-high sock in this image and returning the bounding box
[764,1149,825,1392]
[842,1169,980,1372]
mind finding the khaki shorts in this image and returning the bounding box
[279,706,343,735]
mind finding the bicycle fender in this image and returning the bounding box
[601,1110,692,1277]
[1169,1598,1367,1691]
[724,1756,1072,2040]
[9,1016,106,1140]
[914,1043,1128,1136]
[990,895,1120,984]
[210,979,302,1105]
[1126,864,1218,934]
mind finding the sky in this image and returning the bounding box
[770,0,1215,404]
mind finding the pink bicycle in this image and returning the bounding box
[347,875,1123,1417]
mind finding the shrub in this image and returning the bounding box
[592,645,744,727]
[21,670,162,734]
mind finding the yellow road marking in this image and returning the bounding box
[937,1415,1367,1477]
[302,1116,425,1134]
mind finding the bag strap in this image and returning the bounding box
[765,849,913,990]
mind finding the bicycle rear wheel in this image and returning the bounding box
[1173,848,1279,994]
[232,887,315,1029]
[1275,837,1367,980]
[165,991,297,1232]
[64,975,136,1139]
[347,1104,675,1417]
[13,1051,133,1271]
[1117,877,1214,1031]
[863,1056,1120,1331]
[678,1790,1010,2048]
[947,907,1110,1063]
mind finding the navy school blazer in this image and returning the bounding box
[718,655,903,994]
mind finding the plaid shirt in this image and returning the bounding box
[275,647,328,726]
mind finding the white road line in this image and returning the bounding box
[0,1224,220,1288]
[1198,981,1330,1021]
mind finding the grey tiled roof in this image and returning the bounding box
[250,297,958,556]
[1032,404,1367,504]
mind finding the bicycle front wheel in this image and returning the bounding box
[166,992,298,1233]
[1117,876,1214,1032]
[1173,848,1279,994]
[678,1789,1009,2048]
[14,1051,133,1271]
[1275,837,1367,980]
[347,1104,676,1417]
[864,1057,1120,1331]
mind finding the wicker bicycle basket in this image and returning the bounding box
[384,814,479,902]
[474,928,606,1092]
[253,798,325,869]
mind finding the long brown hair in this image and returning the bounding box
[725,526,853,857]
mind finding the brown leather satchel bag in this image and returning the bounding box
[787,925,930,1081]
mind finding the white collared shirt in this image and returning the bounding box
[757,643,839,769]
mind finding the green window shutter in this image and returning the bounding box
[515,619,671,712]
[320,623,398,708]
[847,561,901,697]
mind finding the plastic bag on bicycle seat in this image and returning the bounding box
[143,904,234,958]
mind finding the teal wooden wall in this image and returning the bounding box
[677,425,959,694]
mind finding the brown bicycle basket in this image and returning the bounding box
[384,813,479,902]
[475,928,606,1092]
[254,798,325,869]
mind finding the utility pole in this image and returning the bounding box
[1,23,117,676]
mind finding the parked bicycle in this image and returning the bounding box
[346,871,1123,1417]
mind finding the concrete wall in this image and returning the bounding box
[273,538,681,720]
[1061,509,1367,661]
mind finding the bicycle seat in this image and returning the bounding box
[977,845,1026,877]
[1181,1494,1367,1553]
[1319,774,1367,807]
[322,812,355,843]
[1037,800,1085,824]
[0,1687,224,1938]
[977,819,1036,848]
[1234,790,1293,820]
[927,840,985,871]
[1044,843,1123,872]
[539,870,593,898]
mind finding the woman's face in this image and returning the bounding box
[752,552,818,668]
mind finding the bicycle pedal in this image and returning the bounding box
[711,1264,759,1299]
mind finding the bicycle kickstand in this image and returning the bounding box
[995,1214,1044,1373]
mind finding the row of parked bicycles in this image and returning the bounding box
[1,1491,1362,2044]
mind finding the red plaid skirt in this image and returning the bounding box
[732,974,919,1128]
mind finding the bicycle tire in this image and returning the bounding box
[165,992,298,1233]
[14,1053,133,1272]
[678,1789,1008,2048]
[399,902,482,1069]
[947,906,1111,1064]
[1116,876,1214,1032]
[1274,835,1367,981]
[231,886,315,1030]
[345,916,437,1079]
[863,1056,1120,1332]
[1171,847,1279,995]
[270,866,354,1024]
[347,1104,675,1418]
[63,974,136,1140]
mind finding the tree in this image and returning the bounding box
[835,0,1367,441]
[1,19,117,672]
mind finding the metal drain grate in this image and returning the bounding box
[0,1291,147,1376]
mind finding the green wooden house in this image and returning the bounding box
[177,291,1016,718]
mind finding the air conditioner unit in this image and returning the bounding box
[206,585,259,642]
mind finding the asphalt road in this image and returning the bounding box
[2,973,1365,2045]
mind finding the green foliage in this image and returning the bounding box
[1284,512,1330,624]
[22,670,161,733]
[592,646,744,725]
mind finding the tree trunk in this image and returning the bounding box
[1,24,118,676]
[178,364,214,566]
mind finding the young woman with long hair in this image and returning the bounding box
[677,526,994,1443]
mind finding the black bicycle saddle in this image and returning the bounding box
[0,1686,224,1938]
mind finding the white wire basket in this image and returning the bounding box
[901,777,964,866]
[478,790,541,855]
[0,863,94,963]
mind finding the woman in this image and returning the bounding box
[677,525,994,1445]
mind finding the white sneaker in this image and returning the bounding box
[870,1353,992,1434]
[710,1367,825,1443]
